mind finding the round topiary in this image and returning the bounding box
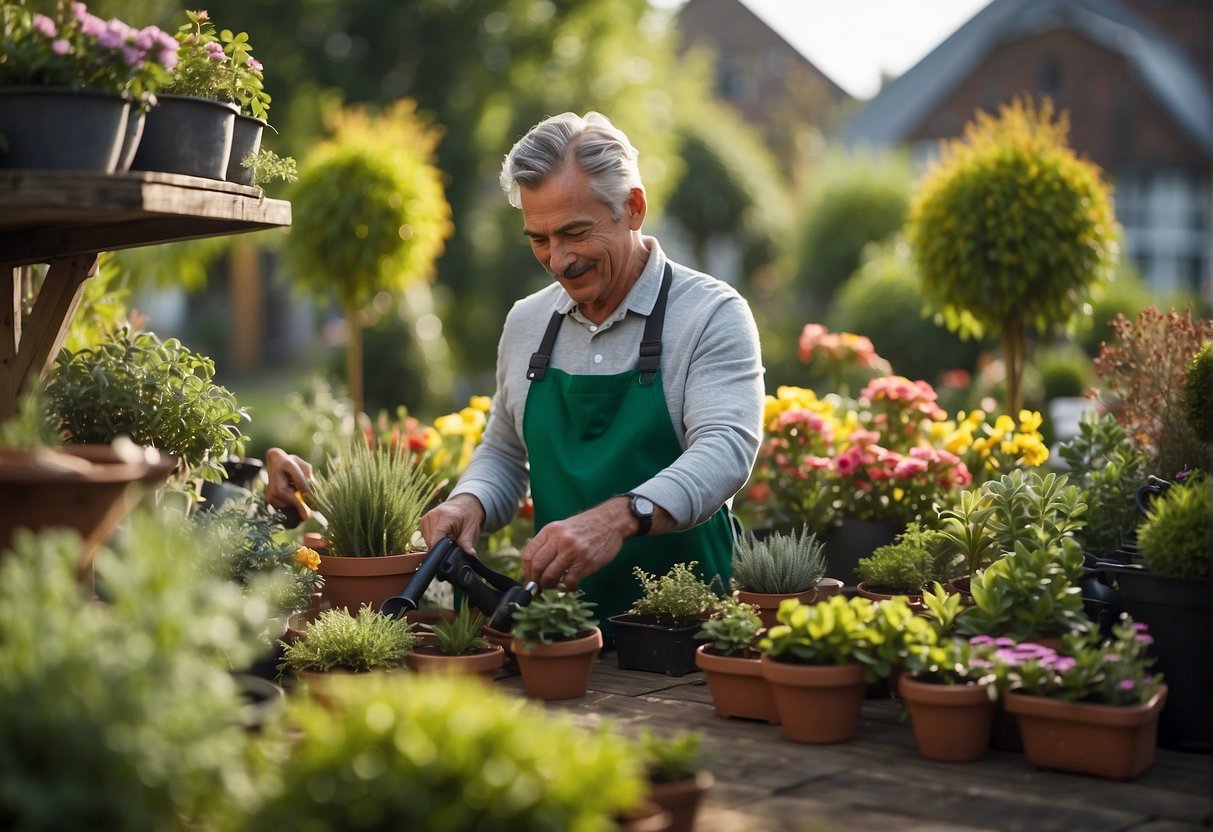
[1184,342,1213,444]
[1137,473,1211,580]
[906,97,1119,415]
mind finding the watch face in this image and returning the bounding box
[632,495,654,515]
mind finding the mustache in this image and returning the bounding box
[550,261,594,279]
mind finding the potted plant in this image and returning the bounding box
[246,673,647,829]
[855,522,958,609]
[997,615,1166,780]
[0,2,175,172]
[305,438,439,613]
[44,326,248,486]
[635,728,714,832]
[278,604,418,702]
[757,593,911,743]
[731,525,840,628]
[899,634,1001,762]
[405,600,505,682]
[509,588,602,700]
[610,562,717,677]
[1116,471,1210,751]
[695,593,779,724]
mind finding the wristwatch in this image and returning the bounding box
[626,492,654,537]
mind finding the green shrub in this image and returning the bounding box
[510,589,598,646]
[1137,473,1211,579]
[1076,265,1154,357]
[0,389,60,448]
[44,326,248,483]
[855,523,957,593]
[308,439,438,557]
[247,674,645,831]
[635,728,706,783]
[731,525,826,595]
[628,562,717,626]
[1184,342,1213,444]
[1057,411,1147,556]
[279,605,419,673]
[1033,341,1094,400]
[0,512,271,830]
[830,238,986,383]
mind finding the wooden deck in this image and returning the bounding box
[494,653,1213,832]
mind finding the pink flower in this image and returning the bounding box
[204,41,225,60]
[51,38,71,55]
[32,14,57,38]
[248,56,263,73]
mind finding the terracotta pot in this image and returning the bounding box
[855,582,925,611]
[618,799,673,832]
[647,770,714,832]
[945,575,974,605]
[736,576,841,630]
[511,628,603,700]
[292,667,404,706]
[317,551,428,614]
[694,644,780,724]
[0,445,174,578]
[759,656,866,743]
[1004,686,1168,780]
[898,673,995,762]
[405,643,505,682]
[483,625,515,656]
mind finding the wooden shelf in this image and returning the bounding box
[0,169,292,418]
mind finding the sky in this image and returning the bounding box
[678,0,995,100]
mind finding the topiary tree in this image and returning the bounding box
[283,99,452,414]
[906,97,1119,415]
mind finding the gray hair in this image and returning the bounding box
[499,111,643,220]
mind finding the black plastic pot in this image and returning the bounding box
[610,614,704,677]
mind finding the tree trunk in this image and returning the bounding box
[346,299,363,416]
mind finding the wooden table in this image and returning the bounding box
[0,170,291,419]
[496,655,1213,831]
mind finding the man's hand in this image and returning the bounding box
[420,493,487,555]
[521,496,637,589]
[264,447,313,519]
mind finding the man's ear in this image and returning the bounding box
[626,187,647,230]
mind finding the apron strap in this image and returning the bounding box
[526,310,565,381]
[638,263,673,387]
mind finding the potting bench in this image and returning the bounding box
[0,170,291,420]
[496,655,1213,831]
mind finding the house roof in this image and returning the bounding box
[844,0,1212,156]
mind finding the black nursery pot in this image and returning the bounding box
[609,614,704,677]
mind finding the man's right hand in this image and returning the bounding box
[420,492,486,555]
[264,447,313,521]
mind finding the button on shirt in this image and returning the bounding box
[450,237,765,534]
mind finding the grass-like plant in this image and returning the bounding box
[731,525,826,594]
[509,589,598,646]
[279,605,418,673]
[308,439,438,557]
[425,601,490,656]
[696,594,762,656]
[1137,472,1210,579]
[855,523,957,594]
[628,562,717,626]
[44,326,248,483]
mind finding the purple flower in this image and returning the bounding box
[79,12,108,40]
[51,38,71,56]
[992,637,1016,648]
[969,635,994,646]
[32,14,57,38]
[1118,679,1135,691]
[1103,653,1121,663]
[97,27,122,50]
[122,45,144,67]
[71,2,89,22]
[1134,634,1154,646]
[248,56,263,73]
[1048,656,1076,672]
[204,41,225,61]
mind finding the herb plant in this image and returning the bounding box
[855,522,957,593]
[307,439,438,557]
[696,594,763,656]
[242,146,298,185]
[1057,411,1147,556]
[0,388,60,448]
[628,562,717,626]
[1136,472,1210,579]
[731,525,826,594]
[636,728,705,783]
[44,327,248,483]
[279,605,418,673]
[425,601,490,656]
[509,589,598,646]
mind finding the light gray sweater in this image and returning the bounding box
[450,237,765,532]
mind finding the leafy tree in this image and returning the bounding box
[906,97,1119,414]
[282,99,452,413]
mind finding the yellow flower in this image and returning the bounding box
[1018,409,1043,433]
[470,395,492,413]
[433,412,464,436]
[295,546,321,572]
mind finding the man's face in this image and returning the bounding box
[520,161,645,321]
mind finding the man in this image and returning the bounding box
[419,111,764,628]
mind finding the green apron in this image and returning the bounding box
[522,264,733,635]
